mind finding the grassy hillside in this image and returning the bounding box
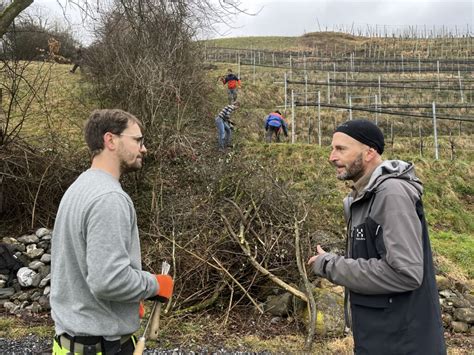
[1,32,473,353]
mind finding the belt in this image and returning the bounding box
[57,333,131,353]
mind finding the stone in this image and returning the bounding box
[3,301,17,312]
[270,316,281,324]
[41,235,52,241]
[17,267,37,287]
[264,292,292,316]
[451,321,469,333]
[35,228,51,238]
[28,261,45,271]
[300,287,345,337]
[464,293,474,306]
[18,234,39,244]
[435,275,451,291]
[43,286,50,296]
[450,296,471,308]
[39,274,51,288]
[31,273,42,287]
[0,280,6,288]
[38,265,51,278]
[25,245,44,259]
[0,274,8,282]
[442,312,452,326]
[439,289,456,299]
[40,254,51,263]
[31,291,42,302]
[331,286,344,296]
[17,292,30,302]
[38,295,50,310]
[25,301,42,313]
[319,278,335,289]
[453,308,474,324]
[2,237,19,245]
[454,282,469,294]
[465,279,474,292]
[0,288,15,299]
[37,241,50,250]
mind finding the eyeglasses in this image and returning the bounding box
[119,133,145,148]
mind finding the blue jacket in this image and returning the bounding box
[265,113,288,136]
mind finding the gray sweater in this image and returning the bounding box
[50,169,158,338]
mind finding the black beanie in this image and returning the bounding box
[334,119,385,154]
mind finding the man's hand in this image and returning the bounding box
[151,274,174,303]
[307,245,327,265]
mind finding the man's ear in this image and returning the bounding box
[365,147,378,162]
[103,132,117,151]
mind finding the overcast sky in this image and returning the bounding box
[32,0,474,42]
[214,0,473,38]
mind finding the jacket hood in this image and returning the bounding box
[365,160,423,194]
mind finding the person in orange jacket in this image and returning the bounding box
[221,68,241,104]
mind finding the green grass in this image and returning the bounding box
[204,36,304,51]
[431,231,474,278]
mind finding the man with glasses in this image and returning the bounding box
[51,109,174,354]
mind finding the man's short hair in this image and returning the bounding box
[227,68,232,72]
[84,109,143,157]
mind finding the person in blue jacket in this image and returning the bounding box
[265,110,288,143]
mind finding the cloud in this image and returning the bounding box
[215,0,473,37]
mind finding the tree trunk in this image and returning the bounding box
[0,0,34,37]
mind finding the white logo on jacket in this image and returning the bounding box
[355,227,365,240]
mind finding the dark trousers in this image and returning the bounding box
[265,126,282,143]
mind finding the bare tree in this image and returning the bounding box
[0,0,33,37]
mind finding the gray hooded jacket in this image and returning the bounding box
[313,160,424,293]
[312,160,445,354]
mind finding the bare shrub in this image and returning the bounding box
[84,0,210,143]
[0,59,85,231]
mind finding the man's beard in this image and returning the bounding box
[335,153,365,181]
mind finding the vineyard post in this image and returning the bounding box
[291,90,296,144]
[349,95,353,121]
[432,101,439,160]
[327,72,331,104]
[318,91,322,147]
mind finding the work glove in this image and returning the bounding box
[139,301,145,318]
[147,274,174,303]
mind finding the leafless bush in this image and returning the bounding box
[0,59,85,231]
[84,0,211,145]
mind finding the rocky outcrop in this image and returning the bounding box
[261,275,473,336]
[0,228,51,316]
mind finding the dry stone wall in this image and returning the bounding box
[0,228,473,336]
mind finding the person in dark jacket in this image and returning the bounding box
[308,119,446,355]
[265,110,288,143]
[69,47,83,74]
[221,69,241,104]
